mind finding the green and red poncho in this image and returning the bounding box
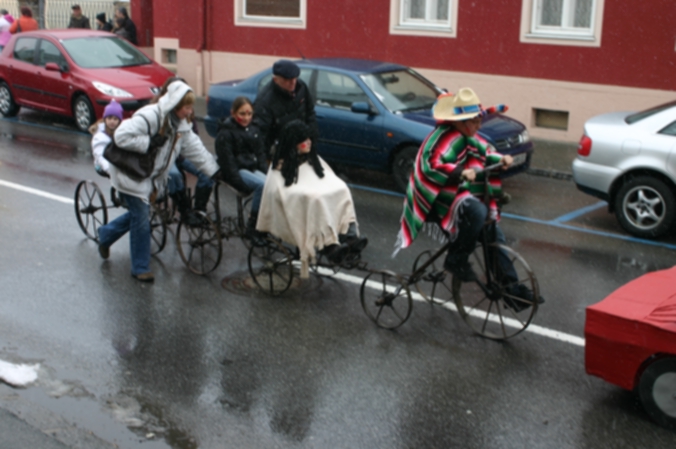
[396,123,504,251]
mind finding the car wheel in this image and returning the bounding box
[0,81,19,117]
[614,176,676,239]
[73,95,95,133]
[638,357,676,430]
[392,145,418,193]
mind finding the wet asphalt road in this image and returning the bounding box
[0,113,675,448]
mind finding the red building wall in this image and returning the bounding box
[147,0,675,91]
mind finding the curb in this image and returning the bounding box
[526,167,573,181]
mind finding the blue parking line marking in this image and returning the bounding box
[348,183,405,198]
[552,201,607,223]
[347,184,676,251]
[502,213,676,251]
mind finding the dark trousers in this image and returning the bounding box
[444,199,517,282]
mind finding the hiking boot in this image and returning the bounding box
[182,210,207,227]
[322,243,350,265]
[132,272,155,282]
[504,284,544,312]
[193,185,212,212]
[340,235,369,253]
[444,260,477,282]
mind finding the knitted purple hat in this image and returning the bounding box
[103,100,123,120]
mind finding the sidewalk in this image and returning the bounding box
[192,97,576,180]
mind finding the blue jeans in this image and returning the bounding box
[98,192,151,276]
[445,198,517,281]
[167,165,185,195]
[239,169,266,213]
[176,158,214,190]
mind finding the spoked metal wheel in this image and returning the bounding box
[176,212,223,275]
[74,180,108,241]
[453,243,539,340]
[412,249,450,304]
[360,270,413,330]
[247,236,294,295]
[149,208,167,255]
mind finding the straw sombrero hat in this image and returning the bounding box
[432,87,508,121]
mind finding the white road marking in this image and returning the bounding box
[3,178,586,348]
[315,267,586,347]
[0,179,74,204]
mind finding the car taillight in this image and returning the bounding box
[578,135,592,157]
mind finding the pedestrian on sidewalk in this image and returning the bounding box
[95,12,112,31]
[9,6,38,34]
[0,10,14,49]
[68,4,90,29]
[114,6,137,45]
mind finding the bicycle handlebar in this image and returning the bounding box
[473,162,505,175]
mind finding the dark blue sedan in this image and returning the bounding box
[205,58,533,191]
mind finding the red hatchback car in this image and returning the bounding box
[0,29,173,132]
[585,267,676,430]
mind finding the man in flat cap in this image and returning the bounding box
[254,59,318,156]
[68,5,91,29]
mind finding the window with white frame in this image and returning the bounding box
[403,0,450,27]
[521,0,604,46]
[236,0,306,28]
[532,0,595,37]
[390,0,457,36]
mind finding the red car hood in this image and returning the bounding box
[585,267,676,390]
[82,64,171,91]
[588,267,676,332]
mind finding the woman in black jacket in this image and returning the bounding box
[215,97,268,234]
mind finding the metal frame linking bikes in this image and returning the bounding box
[359,162,540,340]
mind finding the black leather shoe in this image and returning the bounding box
[98,244,109,260]
[444,260,476,282]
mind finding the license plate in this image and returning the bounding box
[512,153,527,166]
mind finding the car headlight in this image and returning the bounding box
[92,81,133,98]
[519,130,530,143]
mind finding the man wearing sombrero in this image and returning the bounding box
[396,87,513,283]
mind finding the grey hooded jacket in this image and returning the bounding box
[110,81,219,201]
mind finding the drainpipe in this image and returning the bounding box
[197,0,208,96]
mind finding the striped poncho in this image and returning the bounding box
[396,124,504,251]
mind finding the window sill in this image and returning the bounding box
[235,16,305,29]
[390,24,456,38]
[521,32,600,47]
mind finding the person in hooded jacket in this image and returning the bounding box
[215,96,268,236]
[97,80,219,282]
[95,12,113,31]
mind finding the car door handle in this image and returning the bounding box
[316,114,325,119]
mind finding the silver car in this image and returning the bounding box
[572,100,676,239]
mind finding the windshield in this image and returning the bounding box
[61,37,151,69]
[360,69,440,113]
[625,100,676,124]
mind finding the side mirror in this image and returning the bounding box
[351,102,374,115]
[44,62,61,72]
